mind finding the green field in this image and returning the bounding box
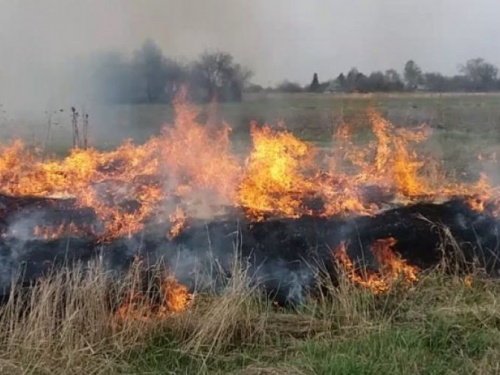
[94,92,500,148]
[3,92,499,177]
[2,93,500,374]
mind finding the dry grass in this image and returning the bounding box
[0,264,156,374]
[1,239,500,374]
[181,259,269,357]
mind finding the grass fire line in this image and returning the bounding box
[1,95,500,374]
[0,92,499,311]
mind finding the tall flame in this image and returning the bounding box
[239,122,314,219]
[0,97,498,243]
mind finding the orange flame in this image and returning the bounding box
[168,206,187,239]
[0,96,499,244]
[238,122,314,220]
[116,275,193,323]
[2,97,499,302]
[334,239,419,294]
[33,222,90,240]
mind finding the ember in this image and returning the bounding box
[168,206,187,239]
[116,274,193,323]
[335,238,418,294]
[33,222,87,240]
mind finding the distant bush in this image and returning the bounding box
[275,81,304,93]
[245,84,264,93]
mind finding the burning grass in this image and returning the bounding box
[0,248,500,374]
[2,94,500,373]
[334,238,419,295]
[1,92,499,245]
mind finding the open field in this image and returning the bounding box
[2,92,500,178]
[2,92,500,374]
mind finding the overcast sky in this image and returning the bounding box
[0,0,499,104]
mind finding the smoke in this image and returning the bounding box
[1,0,500,111]
[0,0,498,148]
[5,211,46,243]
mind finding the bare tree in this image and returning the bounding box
[384,69,404,91]
[460,58,499,91]
[404,60,423,90]
[133,39,184,102]
[191,51,252,102]
[345,68,365,92]
[275,80,304,93]
[133,39,166,102]
[91,52,140,103]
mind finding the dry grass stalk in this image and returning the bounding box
[182,250,269,357]
[0,263,154,375]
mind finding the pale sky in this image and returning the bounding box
[0,0,499,106]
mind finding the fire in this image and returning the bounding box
[33,222,89,240]
[116,275,193,323]
[0,94,499,244]
[0,92,239,241]
[238,122,315,219]
[162,91,241,202]
[237,108,434,220]
[162,276,192,313]
[369,109,431,197]
[3,94,500,302]
[464,275,473,288]
[334,238,419,294]
[168,206,187,239]
[372,238,419,284]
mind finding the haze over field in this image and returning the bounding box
[1,0,500,109]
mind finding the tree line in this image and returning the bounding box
[268,58,500,94]
[90,39,252,104]
[90,40,500,102]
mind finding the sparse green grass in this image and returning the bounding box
[119,270,500,375]
[293,324,499,375]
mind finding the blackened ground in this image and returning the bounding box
[0,194,499,304]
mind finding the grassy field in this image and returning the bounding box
[1,93,500,374]
[3,92,499,178]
